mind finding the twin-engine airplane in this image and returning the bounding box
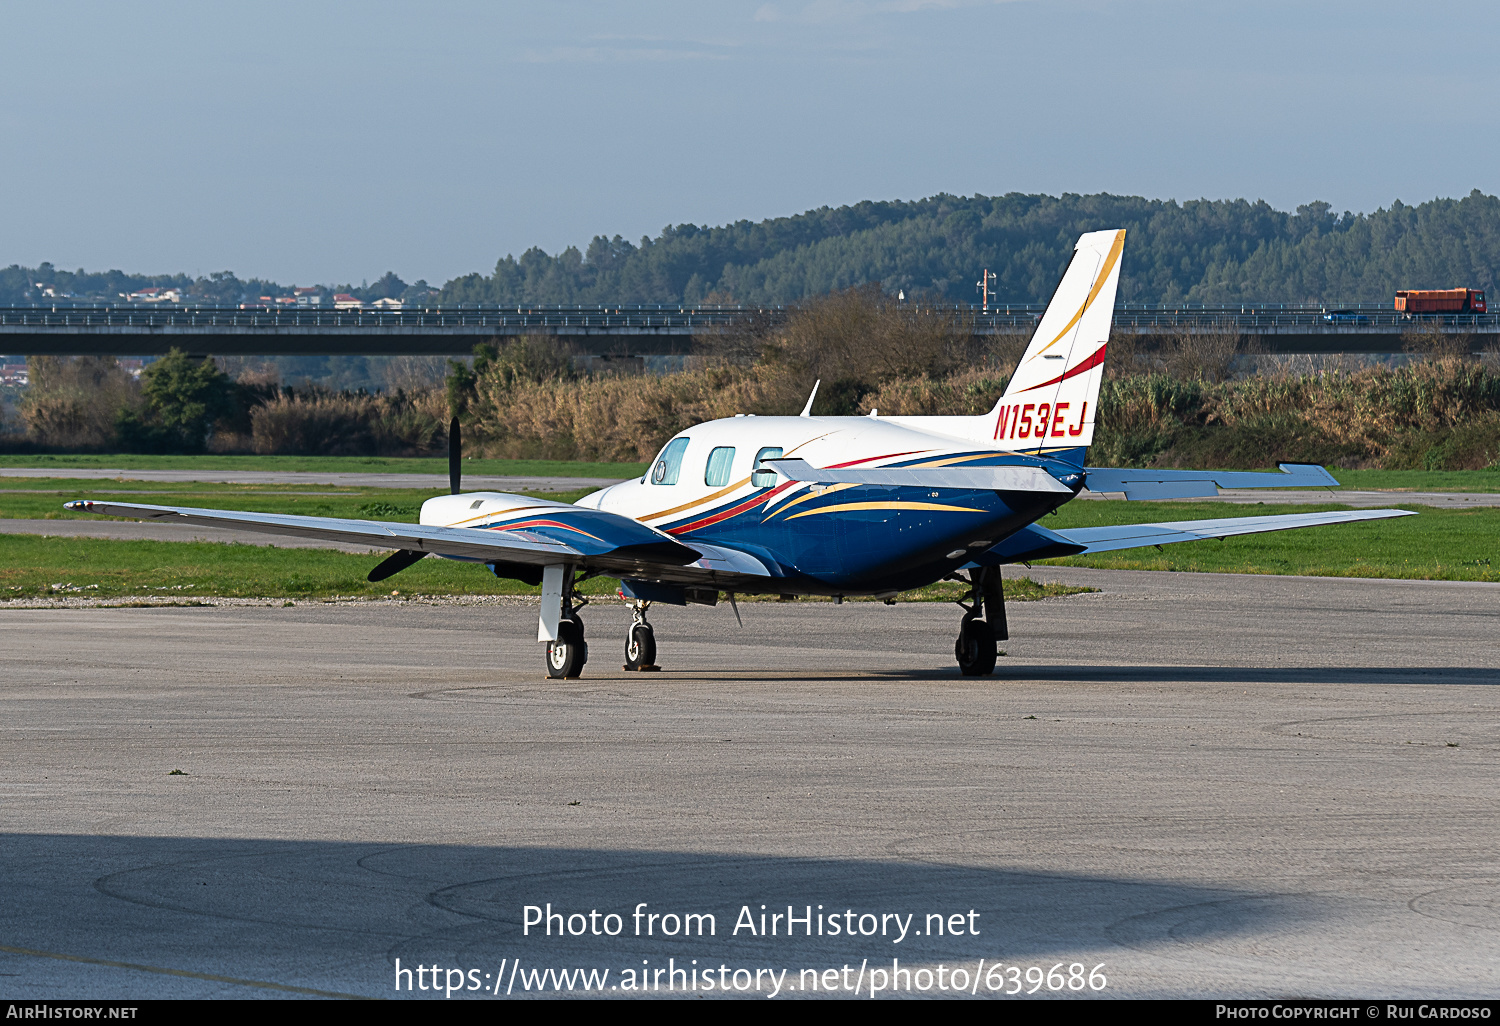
[68,230,1414,678]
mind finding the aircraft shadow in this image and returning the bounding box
[867,665,1500,686]
[612,665,1500,687]
[2,833,1317,997]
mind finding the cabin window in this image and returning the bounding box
[651,436,690,485]
[705,446,735,487]
[751,446,783,488]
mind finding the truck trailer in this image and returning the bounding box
[1395,288,1487,314]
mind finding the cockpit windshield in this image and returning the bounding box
[651,437,690,485]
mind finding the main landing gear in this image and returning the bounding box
[624,600,659,672]
[545,579,589,680]
[543,579,663,678]
[954,566,1007,677]
[546,615,587,678]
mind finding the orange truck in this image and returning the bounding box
[1394,288,1487,314]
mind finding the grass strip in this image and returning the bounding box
[1043,499,1497,581]
[0,483,594,520]
[0,534,1089,603]
[0,453,648,479]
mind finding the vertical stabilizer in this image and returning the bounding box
[991,228,1124,460]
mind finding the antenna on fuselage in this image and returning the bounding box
[799,380,821,418]
[449,417,462,494]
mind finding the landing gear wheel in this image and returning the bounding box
[624,623,657,671]
[955,619,997,676]
[546,617,588,679]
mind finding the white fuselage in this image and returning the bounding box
[575,413,1001,531]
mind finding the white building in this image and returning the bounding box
[123,287,182,304]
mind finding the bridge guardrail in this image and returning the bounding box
[0,304,1494,332]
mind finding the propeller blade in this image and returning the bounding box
[449,417,462,494]
[367,548,427,583]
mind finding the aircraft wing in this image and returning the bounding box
[62,499,775,586]
[1083,462,1339,500]
[1050,508,1416,554]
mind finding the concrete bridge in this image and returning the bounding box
[1,303,1494,357]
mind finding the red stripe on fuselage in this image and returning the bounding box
[663,451,943,536]
[663,451,926,535]
[667,482,796,535]
[829,450,927,469]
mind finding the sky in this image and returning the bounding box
[3,0,1497,285]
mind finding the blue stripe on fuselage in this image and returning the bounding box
[652,449,1065,536]
[677,481,1073,590]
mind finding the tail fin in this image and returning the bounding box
[990,228,1124,463]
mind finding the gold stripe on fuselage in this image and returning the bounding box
[641,476,752,523]
[764,452,1016,520]
[783,500,983,521]
[763,482,855,520]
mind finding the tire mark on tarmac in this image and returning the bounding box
[0,942,368,999]
[92,850,404,938]
[1407,883,1500,931]
[1266,711,1498,747]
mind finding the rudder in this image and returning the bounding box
[990,228,1124,463]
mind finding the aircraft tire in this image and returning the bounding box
[625,623,656,671]
[546,618,588,679]
[955,619,997,676]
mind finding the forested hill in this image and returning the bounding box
[440,190,1500,307]
[5,190,1498,307]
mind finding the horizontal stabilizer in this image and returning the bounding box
[1084,463,1340,501]
[1054,508,1415,554]
[769,458,1075,493]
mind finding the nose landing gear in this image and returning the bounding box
[624,600,659,672]
[954,566,1007,676]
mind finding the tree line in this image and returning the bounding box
[5,190,1500,308]
[0,266,433,307]
[438,191,1500,307]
